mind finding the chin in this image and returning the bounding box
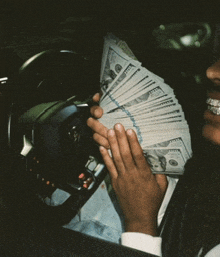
[202,124,220,145]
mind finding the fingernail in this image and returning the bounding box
[126,129,133,135]
[87,117,93,125]
[94,108,101,117]
[99,146,107,153]
[93,93,100,100]
[108,129,115,136]
[99,145,104,150]
[114,123,122,130]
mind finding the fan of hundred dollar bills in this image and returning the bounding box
[98,33,192,175]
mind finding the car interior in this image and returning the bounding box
[0,1,219,256]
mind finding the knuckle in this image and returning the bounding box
[87,117,93,127]
[122,150,131,160]
[134,152,144,161]
[93,133,100,142]
[113,156,121,164]
[94,108,103,119]
[93,134,107,147]
[90,106,96,115]
[111,179,117,187]
[112,183,118,192]
[93,133,98,140]
[93,93,100,102]
[88,121,95,131]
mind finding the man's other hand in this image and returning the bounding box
[87,93,110,149]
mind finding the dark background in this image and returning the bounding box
[0,0,218,73]
[0,1,220,256]
[1,0,219,150]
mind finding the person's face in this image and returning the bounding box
[148,156,164,172]
[203,59,220,145]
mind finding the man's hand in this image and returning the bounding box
[99,123,168,236]
[87,93,110,148]
[89,93,103,119]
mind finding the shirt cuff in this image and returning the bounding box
[157,176,178,226]
[121,232,162,256]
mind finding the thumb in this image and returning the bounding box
[92,93,101,103]
[155,174,168,195]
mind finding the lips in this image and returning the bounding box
[206,98,220,115]
[205,96,220,122]
[203,95,220,144]
[206,90,220,114]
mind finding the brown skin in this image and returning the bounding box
[87,93,167,236]
[87,59,220,235]
[87,93,110,149]
[203,59,220,145]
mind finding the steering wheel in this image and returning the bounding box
[2,50,107,225]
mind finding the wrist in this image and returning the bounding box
[125,219,158,236]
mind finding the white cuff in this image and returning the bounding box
[158,176,178,226]
[121,232,162,256]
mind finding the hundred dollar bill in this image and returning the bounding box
[99,113,189,148]
[100,41,141,93]
[105,33,164,82]
[100,61,141,103]
[126,96,178,114]
[117,40,138,60]
[137,112,185,125]
[112,98,182,119]
[102,83,174,113]
[105,33,138,61]
[100,101,184,125]
[98,33,193,175]
[143,148,186,174]
[102,67,158,106]
[141,129,192,155]
[98,98,180,119]
[146,137,191,161]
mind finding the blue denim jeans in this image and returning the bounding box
[50,176,177,243]
[50,180,124,243]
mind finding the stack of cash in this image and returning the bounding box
[98,33,192,175]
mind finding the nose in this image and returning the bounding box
[206,60,220,84]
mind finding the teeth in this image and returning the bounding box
[208,105,220,115]
[207,98,220,115]
[206,98,220,107]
